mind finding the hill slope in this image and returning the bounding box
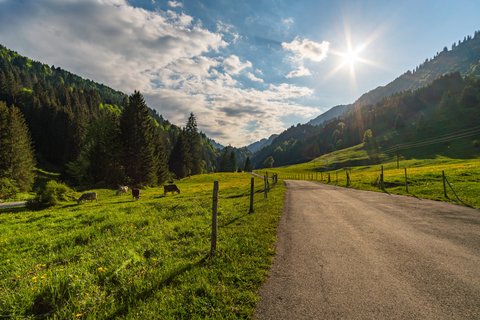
[307,31,480,127]
[252,31,480,168]
[0,44,220,175]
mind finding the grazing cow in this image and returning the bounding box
[164,184,180,195]
[132,188,140,200]
[116,186,129,195]
[78,192,97,204]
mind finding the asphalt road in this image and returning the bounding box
[255,180,480,320]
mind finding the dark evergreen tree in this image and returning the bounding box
[154,128,170,184]
[119,91,158,186]
[169,130,189,178]
[67,112,125,186]
[0,102,36,191]
[185,113,202,175]
[244,156,252,172]
[228,151,237,172]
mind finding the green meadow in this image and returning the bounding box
[0,173,285,319]
[271,143,480,209]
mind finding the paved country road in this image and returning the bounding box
[255,180,480,320]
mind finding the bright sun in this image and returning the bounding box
[342,49,360,67]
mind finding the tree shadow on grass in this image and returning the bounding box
[0,206,30,214]
[109,254,210,318]
[220,213,249,227]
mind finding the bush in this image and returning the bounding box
[0,178,19,199]
[473,140,480,148]
[29,180,76,208]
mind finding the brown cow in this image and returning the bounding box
[132,188,140,200]
[164,184,180,195]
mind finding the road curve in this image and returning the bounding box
[255,180,480,320]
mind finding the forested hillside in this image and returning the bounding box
[307,30,480,127]
[0,44,228,193]
[253,72,480,167]
[253,31,480,168]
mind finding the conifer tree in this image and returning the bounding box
[244,156,252,172]
[119,91,158,186]
[0,102,36,191]
[154,128,170,184]
[185,113,202,175]
[169,130,189,178]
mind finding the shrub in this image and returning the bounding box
[30,180,76,208]
[473,140,480,148]
[0,178,19,199]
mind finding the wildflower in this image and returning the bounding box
[41,274,47,279]
[31,276,38,282]
[75,313,84,318]
[97,267,107,273]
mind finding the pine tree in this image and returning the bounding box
[228,151,237,172]
[119,91,158,186]
[0,101,36,191]
[185,113,202,175]
[154,128,170,184]
[244,156,252,172]
[169,130,189,178]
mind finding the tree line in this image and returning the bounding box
[0,44,256,197]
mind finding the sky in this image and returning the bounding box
[0,0,479,146]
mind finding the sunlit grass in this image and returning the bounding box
[271,144,480,208]
[0,173,285,319]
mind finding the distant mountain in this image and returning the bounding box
[308,104,349,126]
[246,134,279,153]
[253,31,480,168]
[306,30,480,126]
[209,139,224,150]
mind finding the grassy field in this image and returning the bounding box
[0,173,285,319]
[269,144,480,209]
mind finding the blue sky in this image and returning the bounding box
[0,0,478,146]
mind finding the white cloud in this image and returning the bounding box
[223,55,252,75]
[282,17,294,27]
[0,0,318,146]
[167,0,183,8]
[282,37,330,62]
[246,72,264,83]
[286,65,312,78]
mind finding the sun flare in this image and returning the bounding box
[341,49,360,67]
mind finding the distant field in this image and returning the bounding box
[0,173,285,319]
[269,144,480,209]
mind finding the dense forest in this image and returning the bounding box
[0,44,249,197]
[253,72,480,167]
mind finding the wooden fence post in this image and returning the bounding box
[346,170,350,187]
[404,168,408,193]
[211,181,219,256]
[442,170,447,198]
[264,175,268,199]
[380,165,384,190]
[249,177,254,214]
[328,173,331,183]
[336,171,338,184]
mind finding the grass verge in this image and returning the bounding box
[270,145,480,209]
